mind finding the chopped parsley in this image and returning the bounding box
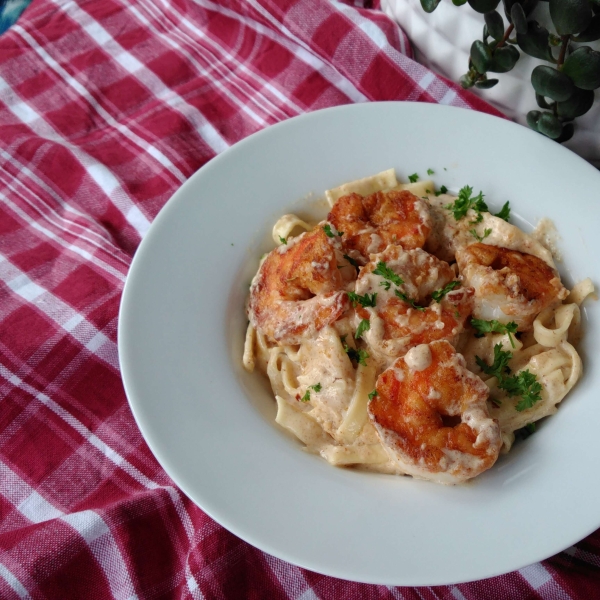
[470,228,492,242]
[445,185,488,222]
[323,224,343,238]
[434,185,449,197]
[347,291,377,308]
[408,173,419,183]
[471,319,518,349]
[395,289,426,311]
[300,382,322,402]
[372,261,404,290]
[525,422,536,434]
[368,390,378,401]
[427,168,435,176]
[499,370,542,412]
[431,281,461,303]
[344,344,369,366]
[355,319,370,339]
[476,343,512,381]
[495,201,511,222]
[279,236,287,245]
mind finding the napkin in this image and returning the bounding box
[0,0,596,598]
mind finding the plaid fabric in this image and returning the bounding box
[0,0,598,597]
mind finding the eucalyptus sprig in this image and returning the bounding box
[420,0,600,143]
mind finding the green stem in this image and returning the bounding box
[557,35,570,69]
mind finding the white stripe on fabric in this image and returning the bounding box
[185,565,205,600]
[0,76,150,238]
[0,187,127,283]
[17,490,64,523]
[57,2,232,152]
[0,563,31,600]
[438,89,458,105]
[193,0,368,104]
[451,587,468,600]
[131,0,290,123]
[0,368,160,491]
[418,71,436,91]
[297,589,320,600]
[519,563,553,589]
[13,24,189,185]
[0,261,120,371]
[60,511,139,600]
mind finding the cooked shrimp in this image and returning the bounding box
[456,243,568,331]
[327,190,431,263]
[353,245,473,360]
[369,340,501,484]
[248,225,350,345]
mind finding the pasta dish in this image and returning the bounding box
[242,169,594,484]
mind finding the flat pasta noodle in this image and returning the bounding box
[336,362,376,444]
[325,168,397,207]
[272,214,312,244]
[567,277,596,306]
[533,304,580,348]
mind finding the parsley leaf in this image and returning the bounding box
[470,228,492,242]
[368,390,378,401]
[445,186,489,221]
[499,370,542,411]
[395,289,426,311]
[525,422,536,434]
[434,185,448,197]
[343,342,369,367]
[471,319,518,348]
[300,382,322,402]
[408,173,419,183]
[475,343,512,380]
[431,281,461,303]
[427,168,435,175]
[495,201,511,222]
[347,292,377,308]
[372,261,404,288]
[323,224,343,238]
[355,319,370,339]
[279,236,287,245]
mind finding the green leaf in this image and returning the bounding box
[503,0,539,19]
[562,46,600,89]
[537,112,563,138]
[475,78,500,88]
[531,65,575,101]
[549,0,592,35]
[485,10,506,40]
[489,45,520,72]
[453,0,468,5]
[421,0,442,12]
[517,20,555,61]
[526,109,542,131]
[471,40,493,73]
[555,122,575,142]
[510,2,528,33]
[573,14,600,40]
[355,319,370,339]
[460,73,476,88]
[536,93,553,108]
[469,0,501,13]
[556,86,595,118]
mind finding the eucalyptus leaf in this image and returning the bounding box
[511,3,529,33]
[517,20,555,61]
[526,109,542,130]
[476,78,500,87]
[556,86,595,117]
[537,112,563,138]
[549,0,592,35]
[573,14,600,40]
[469,0,501,13]
[531,65,575,101]
[536,93,553,108]
[421,0,443,12]
[471,40,493,72]
[562,46,600,89]
[485,10,506,40]
[555,122,575,142]
[489,45,520,72]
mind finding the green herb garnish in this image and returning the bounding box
[434,185,448,197]
[475,343,512,381]
[470,228,492,242]
[427,168,435,175]
[408,173,419,183]
[279,236,287,245]
[343,344,369,367]
[445,185,488,221]
[372,261,404,290]
[322,224,343,238]
[300,382,322,402]
[495,201,511,222]
[395,289,426,311]
[499,370,543,412]
[471,319,518,349]
[368,390,378,401]
[431,281,461,303]
[355,319,370,339]
[347,292,377,308]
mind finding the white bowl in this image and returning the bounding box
[382,0,600,167]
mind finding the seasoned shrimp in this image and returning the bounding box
[369,340,501,484]
[327,190,431,263]
[248,225,350,345]
[354,245,473,360]
[456,243,568,331]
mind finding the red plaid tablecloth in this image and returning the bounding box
[0,0,599,597]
